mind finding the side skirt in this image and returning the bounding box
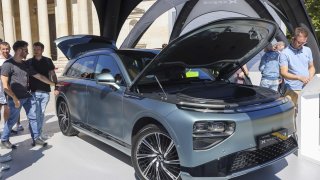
[72,122,132,156]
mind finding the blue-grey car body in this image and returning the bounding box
[55,18,297,179]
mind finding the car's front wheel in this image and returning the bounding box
[132,124,181,180]
[57,100,79,136]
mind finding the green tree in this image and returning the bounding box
[305,0,320,39]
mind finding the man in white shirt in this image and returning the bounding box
[0,42,12,171]
[0,42,12,123]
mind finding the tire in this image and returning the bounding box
[57,100,79,136]
[132,124,181,180]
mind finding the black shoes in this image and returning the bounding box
[1,141,17,149]
[31,138,47,147]
[10,129,18,135]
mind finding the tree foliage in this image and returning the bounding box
[305,0,320,31]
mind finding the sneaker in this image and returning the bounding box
[1,141,17,149]
[0,163,10,171]
[16,125,24,131]
[10,129,18,135]
[40,134,51,140]
[32,138,47,147]
[0,155,11,163]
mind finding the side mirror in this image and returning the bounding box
[96,73,120,90]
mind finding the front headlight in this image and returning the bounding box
[193,121,235,150]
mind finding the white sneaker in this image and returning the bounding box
[40,134,51,140]
[0,155,11,163]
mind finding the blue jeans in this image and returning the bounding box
[1,97,39,141]
[31,91,50,135]
[260,78,279,91]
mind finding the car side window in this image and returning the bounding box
[95,55,125,86]
[66,56,96,79]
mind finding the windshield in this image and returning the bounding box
[117,50,159,80]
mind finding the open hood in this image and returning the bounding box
[91,0,319,72]
[55,35,116,60]
[132,18,278,86]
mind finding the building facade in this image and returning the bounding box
[0,0,170,63]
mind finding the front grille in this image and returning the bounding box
[229,137,297,173]
[181,136,297,177]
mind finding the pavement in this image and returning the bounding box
[0,92,319,180]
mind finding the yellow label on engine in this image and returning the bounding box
[186,70,199,78]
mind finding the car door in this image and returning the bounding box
[64,55,97,125]
[86,54,126,138]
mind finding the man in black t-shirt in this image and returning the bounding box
[1,41,57,149]
[28,42,58,139]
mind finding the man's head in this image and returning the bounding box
[292,27,308,49]
[0,42,11,59]
[33,42,44,57]
[12,40,29,59]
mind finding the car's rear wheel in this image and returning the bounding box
[57,100,79,136]
[132,124,181,180]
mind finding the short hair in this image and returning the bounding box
[276,41,285,47]
[12,40,28,51]
[265,43,274,51]
[33,41,44,49]
[0,41,10,47]
[294,27,309,38]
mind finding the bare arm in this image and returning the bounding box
[32,73,55,86]
[308,62,315,79]
[280,66,309,84]
[238,65,249,78]
[49,70,58,83]
[49,70,60,95]
[1,75,20,108]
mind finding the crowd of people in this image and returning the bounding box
[0,40,58,173]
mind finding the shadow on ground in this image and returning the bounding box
[78,133,132,167]
[0,114,58,179]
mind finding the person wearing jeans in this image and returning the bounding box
[0,40,58,149]
[28,42,58,139]
[31,91,50,136]
[2,98,38,141]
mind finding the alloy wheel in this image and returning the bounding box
[58,101,70,134]
[136,132,181,180]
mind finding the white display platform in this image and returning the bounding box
[298,74,320,164]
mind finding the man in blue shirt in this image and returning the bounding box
[280,27,315,107]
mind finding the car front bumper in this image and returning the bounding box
[180,136,298,179]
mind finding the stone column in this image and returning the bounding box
[71,0,79,34]
[55,0,69,59]
[19,0,33,58]
[37,0,51,58]
[1,0,15,46]
[78,0,89,34]
[91,1,100,35]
